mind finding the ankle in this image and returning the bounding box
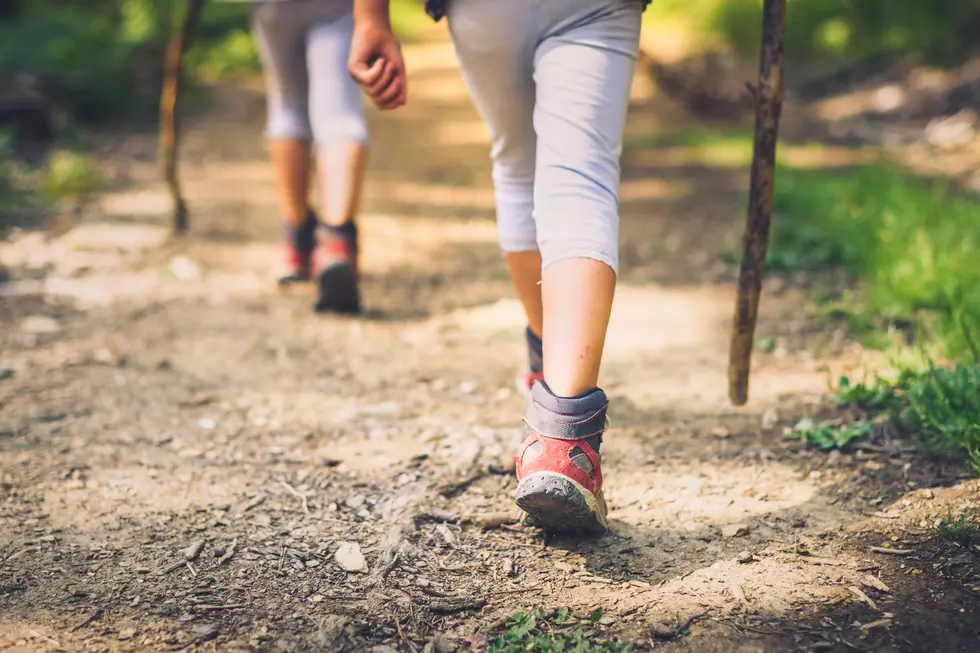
[526,326,543,374]
[320,221,358,246]
[527,382,607,451]
[282,209,317,252]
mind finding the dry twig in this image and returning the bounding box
[870,546,912,556]
[279,479,310,515]
[217,538,237,566]
[71,610,103,632]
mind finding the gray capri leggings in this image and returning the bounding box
[446,0,643,273]
[251,0,368,146]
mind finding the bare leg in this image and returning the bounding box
[542,258,615,397]
[315,140,368,227]
[269,138,312,227]
[505,251,544,338]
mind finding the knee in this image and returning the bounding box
[311,108,368,147]
[267,105,312,141]
[492,164,537,253]
[534,167,620,274]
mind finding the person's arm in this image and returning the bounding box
[348,0,407,110]
[353,0,392,27]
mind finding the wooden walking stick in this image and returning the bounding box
[728,0,786,406]
[160,0,207,234]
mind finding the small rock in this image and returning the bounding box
[183,540,205,561]
[118,628,137,641]
[345,494,366,509]
[923,489,935,500]
[427,634,459,653]
[435,523,456,546]
[430,378,449,392]
[136,566,152,574]
[737,550,754,564]
[947,553,973,567]
[502,559,517,577]
[21,316,60,334]
[459,381,476,395]
[396,472,417,486]
[197,418,217,430]
[761,408,779,430]
[369,647,399,653]
[711,426,730,439]
[306,560,321,568]
[317,615,355,650]
[334,542,368,573]
[169,255,203,281]
[722,523,750,538]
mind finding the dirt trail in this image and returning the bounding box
[2,29,979,653]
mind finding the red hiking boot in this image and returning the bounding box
[277,211,317,285]
[514,382,609,534]
[515,327,544,395]
[277,243,312,285]
[515,366,545,395]
[313,224,360,315]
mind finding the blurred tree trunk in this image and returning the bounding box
[160,0,206,235]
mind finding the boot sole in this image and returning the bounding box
[314,262,360,315]
[515,471,607,535]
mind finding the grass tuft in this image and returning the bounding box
[835,363,980,474]
[935,510,980,543]
[769,164,980,362]
[488,609,630,653]
[786,417,873,451]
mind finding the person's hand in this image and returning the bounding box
[348,20,407,110]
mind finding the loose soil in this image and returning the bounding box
[2,27,979,653]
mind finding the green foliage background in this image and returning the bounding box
[650,0,980,65]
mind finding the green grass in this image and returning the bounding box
[488,609,630,653]
[836,363,980,474]
[0,131,101,229]
[633,129,980,361]
[786,417,874,451]
[38,150,103,203]
[0,132,45,230]
[642,0,980,66]
[935,510,980,543]
[788,362,980,474]
[768,164,980,361]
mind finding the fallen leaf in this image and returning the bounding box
[848,586,878,610]
[861,575,890,593]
